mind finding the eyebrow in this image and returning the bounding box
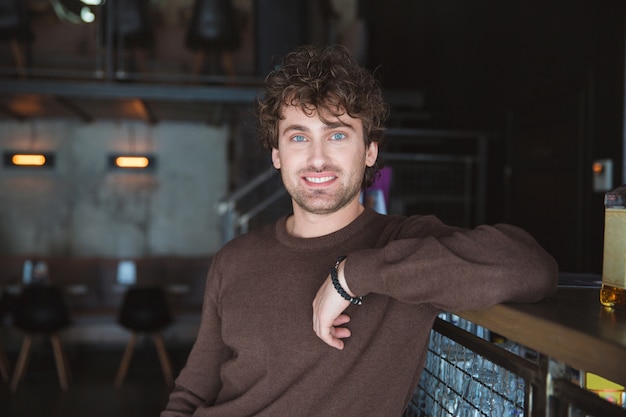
[280,121,356,136]
[281,124,309,136]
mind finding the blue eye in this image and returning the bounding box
[292,135,306,142]
[331,132,346,141]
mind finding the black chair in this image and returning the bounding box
[0,289,15,383]
[114,286,173,388]
[10,285,71,392]
[100,0,154,75]
[0,0,34,77]
[185,0,240,76]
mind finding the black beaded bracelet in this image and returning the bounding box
[330,256,364,306]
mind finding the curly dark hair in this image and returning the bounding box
[256,44,389,188]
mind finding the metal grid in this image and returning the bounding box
[402,315,626,417]
[381,128,488,229]
[218,129,489,243]
[403,319,528,417]
[384,155,477,228]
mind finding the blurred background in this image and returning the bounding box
[0,0,622,270]
[0,0,623,415]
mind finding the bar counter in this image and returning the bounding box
[404,286,626,416]
[458,287,626,387]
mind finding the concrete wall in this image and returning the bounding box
[0,120,228,257]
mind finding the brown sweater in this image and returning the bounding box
[161,208,557,417]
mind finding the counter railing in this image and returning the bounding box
[402,287,626,417]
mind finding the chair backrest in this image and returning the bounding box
[118,286,172,332]
[185,0,239,50]
[13,286,71,334]
[100,0,153,47]
[0,0,34,41]
[0,289,17,320]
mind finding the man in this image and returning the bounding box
[161,44,557,417]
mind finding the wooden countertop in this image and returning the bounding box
[458,287,626,387]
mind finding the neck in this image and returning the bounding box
[287,200,365,238]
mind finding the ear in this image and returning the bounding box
[365,141,378,167]
[271,148,281,169]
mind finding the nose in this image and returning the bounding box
[307,139,329,169]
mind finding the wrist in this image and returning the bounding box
[330,256,364,306]
[335,259,354,297]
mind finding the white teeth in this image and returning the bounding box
[307,176,334,183]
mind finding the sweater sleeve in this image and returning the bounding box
[344,217,558,312]
[161,254,232,417]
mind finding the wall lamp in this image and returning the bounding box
[3,151,55,168]
[108,154,156,170]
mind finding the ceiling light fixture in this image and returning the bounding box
[3,152,55,168]
[80,6,95,23]
[108,154,156,170]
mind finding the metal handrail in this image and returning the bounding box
[216,167,282,243]
[216,167,279,214]
[239,188,288,234]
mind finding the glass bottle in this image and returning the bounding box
[600,184,626,309]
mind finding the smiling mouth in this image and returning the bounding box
[305,176,335,184]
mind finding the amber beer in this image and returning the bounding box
[600,185,626,310]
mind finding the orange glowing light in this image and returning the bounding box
[12,154,46,166]
[115,156,150,168]
[592,162,604,175]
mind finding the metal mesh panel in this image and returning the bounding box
[402,316,530,417]
[385,157,475,228]
[381,128,488,228]
[402,315,626,417]
[405,333,526,416]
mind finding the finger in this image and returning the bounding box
[315,318,352,350]
[323,331,345,350]
[314,322,339,348]
[312,314,349,339]
[332,314,351,326]
[331,326,351,340]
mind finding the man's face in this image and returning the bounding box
[272,104,378,216]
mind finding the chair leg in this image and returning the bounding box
[152,332,173,387]
[0,343,10,383]
[50,334,69,391]
[10,335,33,392]
[133,47,148,74]
[10,39,27,78]
[193,50,206,76]
[115,332,137,388]
[221,51,235,77]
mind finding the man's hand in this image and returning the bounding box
[312,259,353,350]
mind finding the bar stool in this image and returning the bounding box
[0,0,35,77]
[185,0,240,77]
[100,0,154,75]
[10,285,71,392]
[114,286,173,388]
[0,289,15,383]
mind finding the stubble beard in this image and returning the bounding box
[283,166,364,215]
